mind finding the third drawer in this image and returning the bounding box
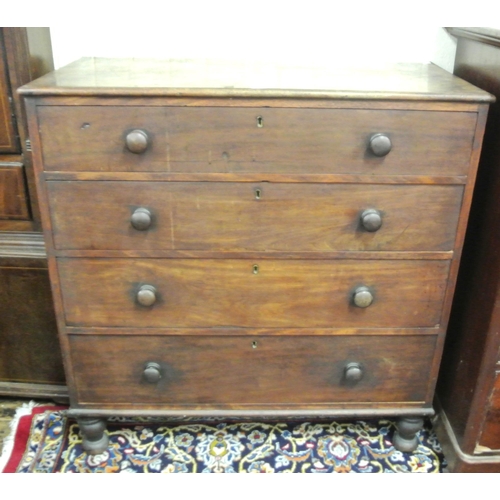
[57,258,450,328]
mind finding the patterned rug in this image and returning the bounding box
[0,404,446,473]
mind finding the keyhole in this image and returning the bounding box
[254,188,261,200]
[252,341,258,349]
[256,116,263,128]
[252,264,259,274]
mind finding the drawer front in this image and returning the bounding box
[0,165,30,219]
[38,106,476,175]
[47,181,463,252]
[69,334,436,405]
[58,258,449,328]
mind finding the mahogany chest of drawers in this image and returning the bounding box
[19,58,493,454]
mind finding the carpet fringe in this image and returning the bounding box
[0,401,41,473]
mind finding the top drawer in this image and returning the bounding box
[38,106,477,175]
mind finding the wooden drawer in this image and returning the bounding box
[69,334,436,406]
[47,181,463,252]
[38,106,476,175]
[0,164,30,219]
[58,258,449,329]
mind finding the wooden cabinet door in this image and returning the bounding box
[0,33,19,153]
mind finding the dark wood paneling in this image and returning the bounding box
[2,27,54,225]
[47,181,464,253]
[38,106,477,175]
[0,28,64,397]
[0,31,18,153]
[433,404,500,473]
[69,334,436,406]
[0,261,64,384]
[0,381,68,401]
[0,164,29,219]
[437,29,500,459]
[57,258,449,329]
[479,372,500,449]
[2,28,53,150]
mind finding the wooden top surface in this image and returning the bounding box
[18,57,494,102]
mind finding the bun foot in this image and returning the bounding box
[393,417,424,452]
[77,417,109,455]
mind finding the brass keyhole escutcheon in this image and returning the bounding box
[252,341,258,349]
[252,264,259,274]
[256,116,263,128]
[254,187,262,200]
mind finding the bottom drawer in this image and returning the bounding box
[69,334,436,407]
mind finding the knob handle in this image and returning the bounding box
[143,362,161,383]
[360,209,382,232]
[126,129,149,154]
[368,133,392,157]
[344,362,363,382]
[353,286,374,308]
[131,207,152,231]
[137,284,157,307]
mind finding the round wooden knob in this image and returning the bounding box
[345,362,363,382]
[353,286,374,308]
[143,362,161,383]
[368,133,392,157]
[126,129,149,154]
[360,209,382,232]
[131,207,152,231]
[137,284,157,307]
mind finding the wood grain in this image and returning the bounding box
[0,165,29,219]
[0,32,18,153]
[20,58,490,426]
[18,58,493,102]
[69,334,437,406]
[64,326,440,336]
[32,95,485,112]
[478,371,500,449]
[38,106,477,176]
[2,28,53,225]
[51,250,455,260]
[0,262,64,384]
[434,401,500,472]
[42,171,469,185]
[47,181,463,253]
[57,258,450,329]
[433,30,500,470]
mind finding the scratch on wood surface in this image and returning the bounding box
[169,192,175,249]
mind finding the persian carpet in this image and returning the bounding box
[0,404,446,473]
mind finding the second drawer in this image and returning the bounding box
[47,181,464,252]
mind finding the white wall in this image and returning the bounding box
[10,0,500,74]
[9,0,500,75]
[49,25,458,73]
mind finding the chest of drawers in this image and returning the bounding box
[19,58,493,455]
